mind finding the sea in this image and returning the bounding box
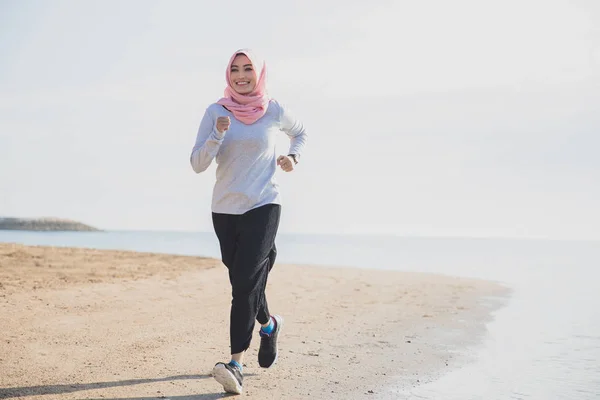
[1,230,599,400]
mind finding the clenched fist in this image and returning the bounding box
[277,155,295,172]
[216,116,230,133]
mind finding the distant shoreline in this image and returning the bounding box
[0,217,100,232]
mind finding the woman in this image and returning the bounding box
[190,48,307,395]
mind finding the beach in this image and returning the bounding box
[0,243,507,399]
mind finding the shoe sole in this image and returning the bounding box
[261,315,284,369]
[212,364,242,395]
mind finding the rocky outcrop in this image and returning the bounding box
[0,217,100,232]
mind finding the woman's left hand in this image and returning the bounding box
[277,155,295,172]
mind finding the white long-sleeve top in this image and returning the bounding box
[190,99,307,214]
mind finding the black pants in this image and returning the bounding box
[212,203,281,354]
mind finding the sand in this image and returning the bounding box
[0,243,508,399]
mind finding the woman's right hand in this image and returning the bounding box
[216,116,231,133]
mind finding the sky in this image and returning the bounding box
[1,0,599,240]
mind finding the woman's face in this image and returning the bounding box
[229,54,257,94]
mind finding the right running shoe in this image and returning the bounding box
[212,362,243,395]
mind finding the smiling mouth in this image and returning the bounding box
[235,81,250,86]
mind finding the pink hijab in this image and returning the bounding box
[217,49,270,125]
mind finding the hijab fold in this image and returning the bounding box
[217,49,270,125]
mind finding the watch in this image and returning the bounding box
[288,154,299,165]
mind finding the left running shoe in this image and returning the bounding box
[258,314,284,368]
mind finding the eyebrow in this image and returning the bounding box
[231,64,253,68]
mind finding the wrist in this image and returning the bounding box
[287,154,299,165]
[214,128,226,139]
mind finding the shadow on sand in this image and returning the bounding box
[82,395,237,400]
[0,374,242,399]
[81,393,237,400]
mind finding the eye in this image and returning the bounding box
[231,67,239,72]
[244,67,253,72]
